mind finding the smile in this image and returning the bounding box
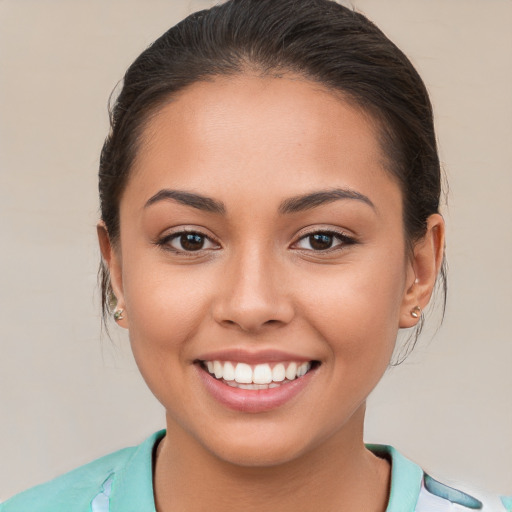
[201,360,314,389]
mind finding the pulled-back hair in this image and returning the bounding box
[99,0,446,356]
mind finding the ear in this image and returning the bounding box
[399,213,445,328]
[97,221,128,328]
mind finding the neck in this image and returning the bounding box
[153,406,390,512]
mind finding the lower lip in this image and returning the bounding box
[196,365,316,413]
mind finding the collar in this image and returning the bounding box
[367,444,423,512]
[109,430,164,512]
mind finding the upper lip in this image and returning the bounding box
[195,348,315,365]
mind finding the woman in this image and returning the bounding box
[1,0,509,510]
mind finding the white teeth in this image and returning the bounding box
[236,383,271,390]
[297,362,310,377]
[285,362,297,381]
[213,360,223,379]
[272,363,286,382]
[253,364,272,384]
[223,361,235,381]
[204,360,314,385]
[234,362,253,384]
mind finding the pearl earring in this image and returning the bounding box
[113,309,125,321]
[410,306,421,319]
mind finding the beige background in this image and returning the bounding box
[1,0,511,501]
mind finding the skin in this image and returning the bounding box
[98,74,445,512]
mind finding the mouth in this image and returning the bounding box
[197,360,320,390]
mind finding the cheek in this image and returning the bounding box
[297,262,405,420]
[118,246,218,402]
[123,262,213,348]
[122,272,207,410]
[297,249,407,364]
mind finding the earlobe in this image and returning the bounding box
[97,222,128,328]
[399,214,445,328]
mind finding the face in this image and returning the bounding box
[103,74,426,466]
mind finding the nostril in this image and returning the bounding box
[211,266,295,330]
[217,314,290,332]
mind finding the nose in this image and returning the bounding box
[212,246,295,333]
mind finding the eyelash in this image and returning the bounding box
[155,229,220,255]
[292,229,357,253]
[155,229,357,255]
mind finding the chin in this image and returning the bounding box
[195,417,336,469]
[211,439,308,468]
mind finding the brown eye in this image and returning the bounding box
[179,233,205,251]
[309,233,334,250]
[294,230,356,252]
[159,231,219,252]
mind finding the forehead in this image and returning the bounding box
[127,74,399,211]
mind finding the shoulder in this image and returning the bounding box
[416,473,510,512]
[367,444,511,512]
[0,447,134,512]
[0,430,162,512]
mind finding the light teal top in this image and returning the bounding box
[1,431,509,511]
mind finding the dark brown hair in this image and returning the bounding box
[98,0,446,356]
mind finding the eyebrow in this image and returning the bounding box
[278,188,375,214]
[144,189,226,214]
[144,187,374,215]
